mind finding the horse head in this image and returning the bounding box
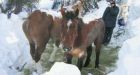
[60,5,79,20]
[60,7,83,55]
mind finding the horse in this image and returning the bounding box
[49,4,83,63]
[48,16,63,62]
[23,10,64,63]
[23,9,79,63]
[72,0,84,17]
[60,8,105,70]
[23,10,53,63]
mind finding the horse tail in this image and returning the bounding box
[22,20,29,34]
[47,14,54,31]
[22,20,31,39]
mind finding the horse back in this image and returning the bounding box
[23,10,53,43]
[50,17,62,40]
[79,18,105,45]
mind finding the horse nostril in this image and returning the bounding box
[63,47,71,52]
[68,47,72,50]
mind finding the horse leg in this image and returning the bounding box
[94,39,102,68]
[77,56,85,70]
[34,42,47,63]
[55,40,60,47]
[23,21,36,60]
[84,45,92,67]
[29,40,47,74]
[29,41,36,60]
[49,44,58,63]
[64,52,73,64]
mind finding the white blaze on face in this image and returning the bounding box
[67,20,72,32]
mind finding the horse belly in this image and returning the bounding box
[87,29,98,45]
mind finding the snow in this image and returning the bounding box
[82,0,108,23]
[40,9,62,19]
[108,0,140,75]
[0,0,140,75]
[42,62,81,75]
[129,18,140,36]
[0,13,31,75]
[18,11,28,19]
[0,0,8,10]
[108,36,140,75]
[38,0,54,9]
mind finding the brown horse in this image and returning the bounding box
[23,10,54,62]
[60,9,105,70]
[48,17,63,62]
[22,7,80,63]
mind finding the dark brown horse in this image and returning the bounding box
[60,9,105,70]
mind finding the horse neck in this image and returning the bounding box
[50,17,62,38]
[53,17,62,28]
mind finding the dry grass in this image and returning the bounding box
[27,41,120,75]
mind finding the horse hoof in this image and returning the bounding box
[84,64,89,67]
[83,59,91,67]
[95,65,99,68]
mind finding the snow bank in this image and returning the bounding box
[18,11,28,19]
[42,62,81,75]
[109,35,140,75]
[82,0,108,23]
[39,0,54,9]
[0,13,31,75]
[108,0,140,75]
[129,18,140,36]
[0,0,7,10]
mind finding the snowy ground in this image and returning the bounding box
[0,0,140,75]
[0,13,31,75]
[108,0,140,75]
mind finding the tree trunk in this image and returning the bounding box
[14,1,23,14]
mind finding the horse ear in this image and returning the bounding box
[80,0,83,3]
[74,8,79,18]
[60,4,65,18]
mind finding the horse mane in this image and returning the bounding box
[53,17,62,28]
[73,18,84,47]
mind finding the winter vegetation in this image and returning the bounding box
[0,0,140,75]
